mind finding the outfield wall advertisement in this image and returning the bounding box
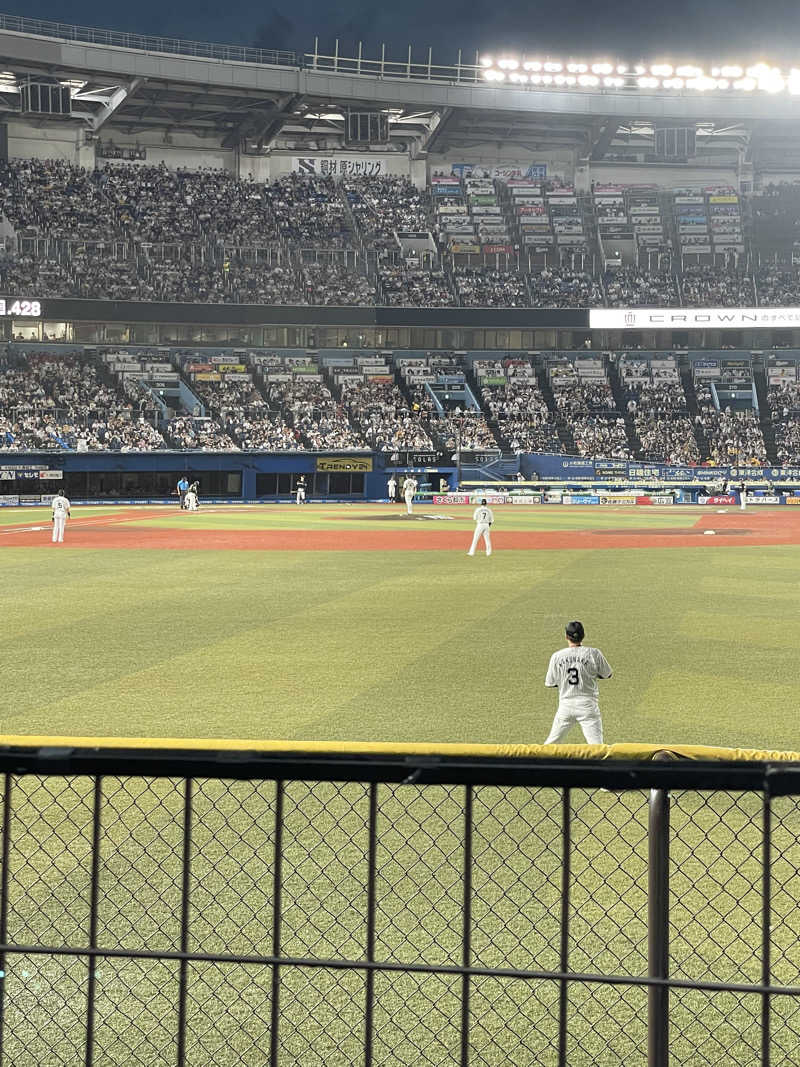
[525,455,800,483]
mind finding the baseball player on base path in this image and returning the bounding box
[544,621,612,744]
[467,499,493,556]
[51,490,71,543]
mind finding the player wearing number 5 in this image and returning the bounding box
[543,621,612,745]
[51,489,71,544]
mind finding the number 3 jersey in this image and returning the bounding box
[545,646,612,708]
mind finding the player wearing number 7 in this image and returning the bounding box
[543,621,612,745]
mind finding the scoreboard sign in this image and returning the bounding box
[0,299,42,317]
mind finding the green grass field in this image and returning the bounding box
[0,502,796,750]
[0,502,796,1065]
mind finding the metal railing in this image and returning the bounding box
[0,740,798,1065]
[0,13,298,66]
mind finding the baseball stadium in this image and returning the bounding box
[2,12,800,1065]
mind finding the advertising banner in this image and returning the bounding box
[38,470,63,480]
[511,494,541,504]
[746,495,782,505]
[0,495,19,506]
[563,494,600,505]
[591,307,800,330]
[195,372,222,382]
[433,494,470,504]
[482,244,514,254]
[784,495,800,504]
[599,494,638,505]
[292,156,387,177]
[697,495,737,505]
[449,242,481,254]
[316,457,373,472]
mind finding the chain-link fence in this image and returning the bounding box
[0,745,798,1065]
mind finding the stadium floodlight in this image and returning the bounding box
[497,57,519,69]
[591,62,613,74]
[634,64,646,74]
[509,71,529,82]
[651,64,673,76]
[541,74,554,83]
[637,75,661,88]
[523,60,542,71]
[565,75,577,85]
[663,77,685,89]
[604,76,625,87]
[554,74,566,84]
[676,65,702,77]
[530,74,542,83]
[616,64,628,74]
[721,65,743,77]
[733,77,757,90]
[480,56,493,67]
[759,68,785,92]
[578,73,600,86]
[543,61,563,72]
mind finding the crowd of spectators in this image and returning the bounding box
[379,267,455,306]
[433,411,498,451]
[300,263,375,305]
[604,269,679,307]
[454,268,529,307]
[681,267,755,307]
[550,373,630,457]
[480,380,563,452]
[267,379,365,450]
[756,268,800,307]
[0,351,167,450]
[340,379,434,451]
[166,415,238,451]
[697,408,767,465]
[345,176,432,251]
[529,268,604,308]
[768,380,800,463]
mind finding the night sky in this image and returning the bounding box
[4,0,800,66]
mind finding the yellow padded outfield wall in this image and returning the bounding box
[0,736,799,763]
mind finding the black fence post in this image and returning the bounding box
[558,787,571,1067]
[460,784,473,1067]
[0,773,11,1067]
[761,788,772,1067]
[648,763,671,1067]
[85,775,103,1067]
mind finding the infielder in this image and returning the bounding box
[51,489,71,543]
[467,498,493,556]
[387,475,397,503]
[404,476,417,515]
[544,621,612,745]
[296,476,307,505]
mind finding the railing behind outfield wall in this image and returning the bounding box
[0,737,799,1066]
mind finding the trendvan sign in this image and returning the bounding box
[590,308,800,330]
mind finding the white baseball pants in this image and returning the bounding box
[52,515,66,543]
[545,705,603,745]
[405,493,414,514]
[468,523,492,556]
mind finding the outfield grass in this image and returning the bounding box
[0,505,797,748]
[1,502,796,1064]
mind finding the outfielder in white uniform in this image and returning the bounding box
[739,482,747,510]
[387,476,397,503]
[51,490,71,543]
[468,499,493,556]
[544,621,612,745]
[296,477,307,505]
[404,476,417,515]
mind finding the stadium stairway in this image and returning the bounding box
[679,360,711,461]
[536,364,577,453]
[753,359,778,464]
[606,360,643,457]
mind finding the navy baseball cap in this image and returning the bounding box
[566,621,585,642]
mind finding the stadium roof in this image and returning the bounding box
[0,13,799,162]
